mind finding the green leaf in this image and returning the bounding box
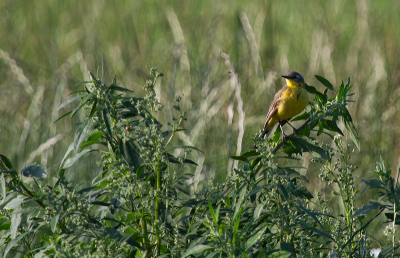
[342,109,360,150]
[323,88,328,103]
[308,227,334,241]
[60,143,74,169]
[0,173,5,198]
[226,196,230,209]
[168,154,198,166]
[120,139,142,168]
[230,155,247,161]
[208,200,217,224]
[361,178,382,188]
[4,231,31,257]
[77,186,97,195]
[245,225,267,250]
[174,128,187,132]
[63,149,93,169]
[250,157,262,170]
[111,74,117,85]
[205,251,220,258]
[240,250,250,258]
[103,108,114,138]
[80,131,104,149]
[103,227,141,248]
[297,206,323,228]
[10,212,21,239]
[174,181,190,195]
[67,89,87,96]
[5,195,26,210]
[284,168,309,183]
[91,201,111,207]
[353,202,388,217]
[120,99,141,117]
[280,242,295,255]
[232,150,259,161]
[290,136,329,160]
[272,127,281,142]
[135,164,147,179]
[254,203,264,219]
[344,77,351,96]
[70,94,95,118]
[245,186,265,201]
[173,209,185,219]
[337,80,345,102]
[277,182,289,201]
[89,99,98,117]
[74,120,94,153]
[384,212,400,225]
[51,214,60,233]
[265,250,291,258]
[295,186,313,199]
[22,164,47,178]
[305,84,317,94]
[107,85,134,93]
[315,75,334,91]
[234,187,246,219]
[317,120,324,136]
[323,119,344,135]
[183,245,213,257]
[290,112,310,122]
[50,111,72,124]
[0,221,10,231]
[0,154,14,170]
[57,94,83,110]
[169,146,204,154]
[315,91,326,104]
[89,72,101,83]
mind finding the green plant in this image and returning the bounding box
[0,68,201,257]
[0,70,399,257]
[181,77,363,257]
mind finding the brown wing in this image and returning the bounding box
[259,86,287,138]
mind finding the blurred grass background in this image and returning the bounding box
[1,0,400,245]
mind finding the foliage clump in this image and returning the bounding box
[0,69,399,257]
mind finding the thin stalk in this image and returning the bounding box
[152,101,161,256]
[141,216,148,251]
[185,205,200,246]
[165,117,182,148]
[134,175,148,251]
[393,202,396,258]
[155,156,161,255]
[338,142,353,246]
[135,177,148,252]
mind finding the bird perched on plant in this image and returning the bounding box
[258,71,308,140]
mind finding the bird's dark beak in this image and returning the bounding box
[281,75,290,79]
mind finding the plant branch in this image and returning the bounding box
[342,208,384,250]
[272,118,311,154]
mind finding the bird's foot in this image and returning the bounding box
[286,121,300,135]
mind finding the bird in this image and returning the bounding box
[258,71,309,140]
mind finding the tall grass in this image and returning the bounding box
[1,0,400,245]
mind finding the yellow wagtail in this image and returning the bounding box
[258,71,308,139]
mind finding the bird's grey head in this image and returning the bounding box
[282,72,304,83]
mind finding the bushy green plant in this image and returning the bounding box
[0,68,200,257]
[0,69,399,257]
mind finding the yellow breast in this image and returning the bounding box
[277,85,308,120]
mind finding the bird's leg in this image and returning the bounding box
[285,120,299,135]
[278,120,287,138]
